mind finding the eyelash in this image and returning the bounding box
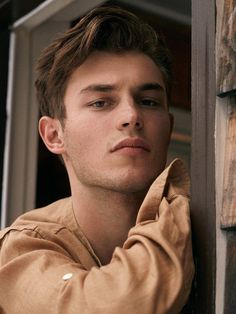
[89,100,111,109]
[139,99,161,107]
[88,98,162,110]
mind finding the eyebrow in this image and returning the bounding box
[79,82,165,94]
[80,84,115,94]
[137,82,165,92]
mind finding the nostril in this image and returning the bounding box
[121,121,142,128]
[122,122,130,127]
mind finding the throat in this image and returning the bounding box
[71,182,146,265]
[73,191,143,265]
[81,207,137,265]
[89,225,131,265]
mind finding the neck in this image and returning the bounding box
[71,184,145,265]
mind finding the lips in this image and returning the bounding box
[111,138,151,153]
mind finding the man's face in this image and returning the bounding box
[61,51,172,193]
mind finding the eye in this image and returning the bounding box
[89,100,108,109]
[92,101,106,108]
[140,99,161,108]
[87,97,116,110]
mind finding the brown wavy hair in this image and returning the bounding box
[35,6,172,122]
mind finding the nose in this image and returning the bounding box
[116,99,143,131]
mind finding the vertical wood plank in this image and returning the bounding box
[216,1,236,313]
[221,97,236,228]
[217,0,236,96]
[191,0,216,312]
[223,231,236,313]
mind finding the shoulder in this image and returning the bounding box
[15,197,73,225]
[0,197,76,242]
[0,197,92,266]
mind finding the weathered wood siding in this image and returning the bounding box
[217,0,236,97]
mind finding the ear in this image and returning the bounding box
[38,116,65,155]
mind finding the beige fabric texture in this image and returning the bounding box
[0,159,194,314]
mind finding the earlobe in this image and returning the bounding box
[39,116,65,155]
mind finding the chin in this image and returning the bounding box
[114,171,158,193]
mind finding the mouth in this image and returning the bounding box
[111,137,151,153]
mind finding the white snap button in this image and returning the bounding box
[62,273,73,281]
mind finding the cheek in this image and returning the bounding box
[64,118,107,155]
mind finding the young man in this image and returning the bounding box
[0,6,194,313]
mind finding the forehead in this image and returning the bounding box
[65,51,166,93]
